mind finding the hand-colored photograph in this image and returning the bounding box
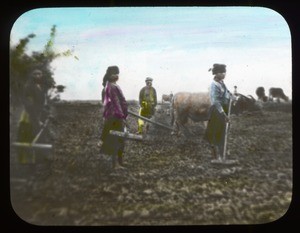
[9,7,292,225]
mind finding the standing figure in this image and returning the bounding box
[204,64,235,161]
[17,67,47,163]
[137,77,157,134]
[100,66,128,169]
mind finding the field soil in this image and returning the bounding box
[9,100,293,226]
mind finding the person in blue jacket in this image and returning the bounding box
[204,63,235,161]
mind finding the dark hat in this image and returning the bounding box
[145,77,153,82]
[209,64,226,75]
[106,66,119,75]
[102,66,119,86]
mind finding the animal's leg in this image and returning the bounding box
[181,123,191,138]
[171,120,180,136]
[176,116,190,138]
[170,109,179,136]
[269,95,273,102]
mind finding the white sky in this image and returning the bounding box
[10,7,292,101]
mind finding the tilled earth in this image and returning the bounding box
[10,101,293,226]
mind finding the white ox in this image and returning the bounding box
[170,92,211,136]
[170,92,260,136]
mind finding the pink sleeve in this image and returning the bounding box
[110,85,126,119]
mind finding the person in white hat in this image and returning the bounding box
[137,77,157,134]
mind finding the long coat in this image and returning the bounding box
[139,86,157,118]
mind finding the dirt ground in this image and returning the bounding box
[9,100,293,226]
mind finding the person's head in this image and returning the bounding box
[107,66,119,76]
[145,77,153,87]
[31,68,43,84]
[108,73,119,83]
[103,66,120,85]
[214,72,226,81]
[209,64,226,81]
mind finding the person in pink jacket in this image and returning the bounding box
[100,66,128,169]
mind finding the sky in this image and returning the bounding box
[10,7,292,101]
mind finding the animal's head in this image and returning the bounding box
[283,96,289,102]
[256,87,266,98]
[232,94,261,115]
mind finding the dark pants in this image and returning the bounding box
[204,105,228,157]
[100,117,125,159]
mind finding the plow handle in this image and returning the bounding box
[12,142,52,150]
[128,110,173,131]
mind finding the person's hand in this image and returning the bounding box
[123,119,130,129]
[225,115,230,123]
[223,113,230,123]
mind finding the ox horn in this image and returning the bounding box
[248,95,256,102]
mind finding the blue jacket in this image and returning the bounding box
[209,80,231,114]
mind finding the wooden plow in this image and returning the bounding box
[12,118,53,152]
[128,110,174,131]
[110,127,144,141]
[109,110,173,141]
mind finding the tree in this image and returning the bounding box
[10,25,73,107]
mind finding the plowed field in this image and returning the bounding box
[10,100,293,226]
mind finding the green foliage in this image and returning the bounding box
[10,25,74,106]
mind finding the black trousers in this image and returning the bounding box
[100,117,125,157]
[203,104,229,155]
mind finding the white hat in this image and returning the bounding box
[145,77,153,82]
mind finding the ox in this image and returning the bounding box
[256,86,268,102]
[170,92,260,136]
[162,93,174,103]
[269,87,289,102]
[231,94,260,115]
